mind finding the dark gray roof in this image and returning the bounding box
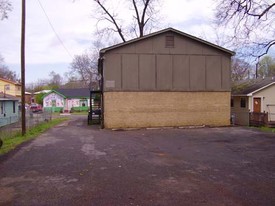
[100,27,235,55]
[232,77,275,95]
[55,88,90,98]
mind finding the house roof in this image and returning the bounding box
[55,88,90,98]
[232,77,275,96]
[0,93,20,101]
[0,77,21,86]
[34,90,51,95]
[100,27,235,55]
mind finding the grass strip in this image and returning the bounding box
[259,127,275,133]
[0,118,68,155]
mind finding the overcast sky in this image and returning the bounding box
[0,0,218,84]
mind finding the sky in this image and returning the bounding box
[0,0,222,84]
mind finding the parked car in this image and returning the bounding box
[30,103,43,113]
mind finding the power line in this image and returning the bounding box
[36,0,73,59]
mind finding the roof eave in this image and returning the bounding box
[247,82,275,96]
[100,27,235,56]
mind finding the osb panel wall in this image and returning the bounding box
[103,32,231,92]
[104,92,231,128]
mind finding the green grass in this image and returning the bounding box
[0,118,68,155]
[70,111,88,115]
[259,127,275,133]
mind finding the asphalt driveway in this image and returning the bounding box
[0,115,275,206]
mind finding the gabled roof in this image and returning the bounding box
[100,27,235,55]
[55,88,90,98]
[232,77,275,96]
[0,77,21,86]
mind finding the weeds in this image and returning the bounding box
[0,118,68,155]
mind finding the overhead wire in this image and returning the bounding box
[36,0,73,59]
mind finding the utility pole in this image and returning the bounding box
[21,0,26,135]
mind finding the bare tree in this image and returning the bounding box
[215,0,275,58]
[0,0,12,20]
[0,54,17,81]
[231,57,253,82]
[49,71,63,89]
[93,0,161,43]
[69,52,98,88]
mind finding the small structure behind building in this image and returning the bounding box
[231,77,275,127]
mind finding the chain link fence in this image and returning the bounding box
[0,110,53,138]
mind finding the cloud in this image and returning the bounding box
[0,0,222,83]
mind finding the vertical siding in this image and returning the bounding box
[139,55,156,90]
[206,56,222,90]
[122,54,139,90]
[103,32,232,92]
[173,55,190,90]
[156,55,173,90]
[190,56,206,90]
[104,54,122,90]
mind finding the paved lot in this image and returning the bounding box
[0,115,275,206]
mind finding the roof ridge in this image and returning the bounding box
[100,27,235,55]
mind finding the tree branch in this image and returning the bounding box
[94,0,126,42]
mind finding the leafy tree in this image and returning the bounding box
[258,55,275,78]
[215,0,275,58]
[35,93,45,105]
[0,0,12,20]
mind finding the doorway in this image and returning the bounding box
[253,98,261,113]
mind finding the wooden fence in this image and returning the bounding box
[249,112,268,127]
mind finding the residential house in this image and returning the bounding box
[33,90,51,103]
[0,93,20,127]
[43,88,90,112]
[231,77,275,126]
[98,27,234,129]
[0,77,21,97]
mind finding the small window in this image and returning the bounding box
[231,98,234,107]
[5,84,10,91]
[13,101,16,113]
[0,102,3,114]
[240,98,246,108]
[165,35,174,48]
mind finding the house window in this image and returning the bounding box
[231,98,234,107]
[0,102,4,114]
[5,84,10,91]
[13,101,16,113]
[165,35,174,48]
[240,98,246,108]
